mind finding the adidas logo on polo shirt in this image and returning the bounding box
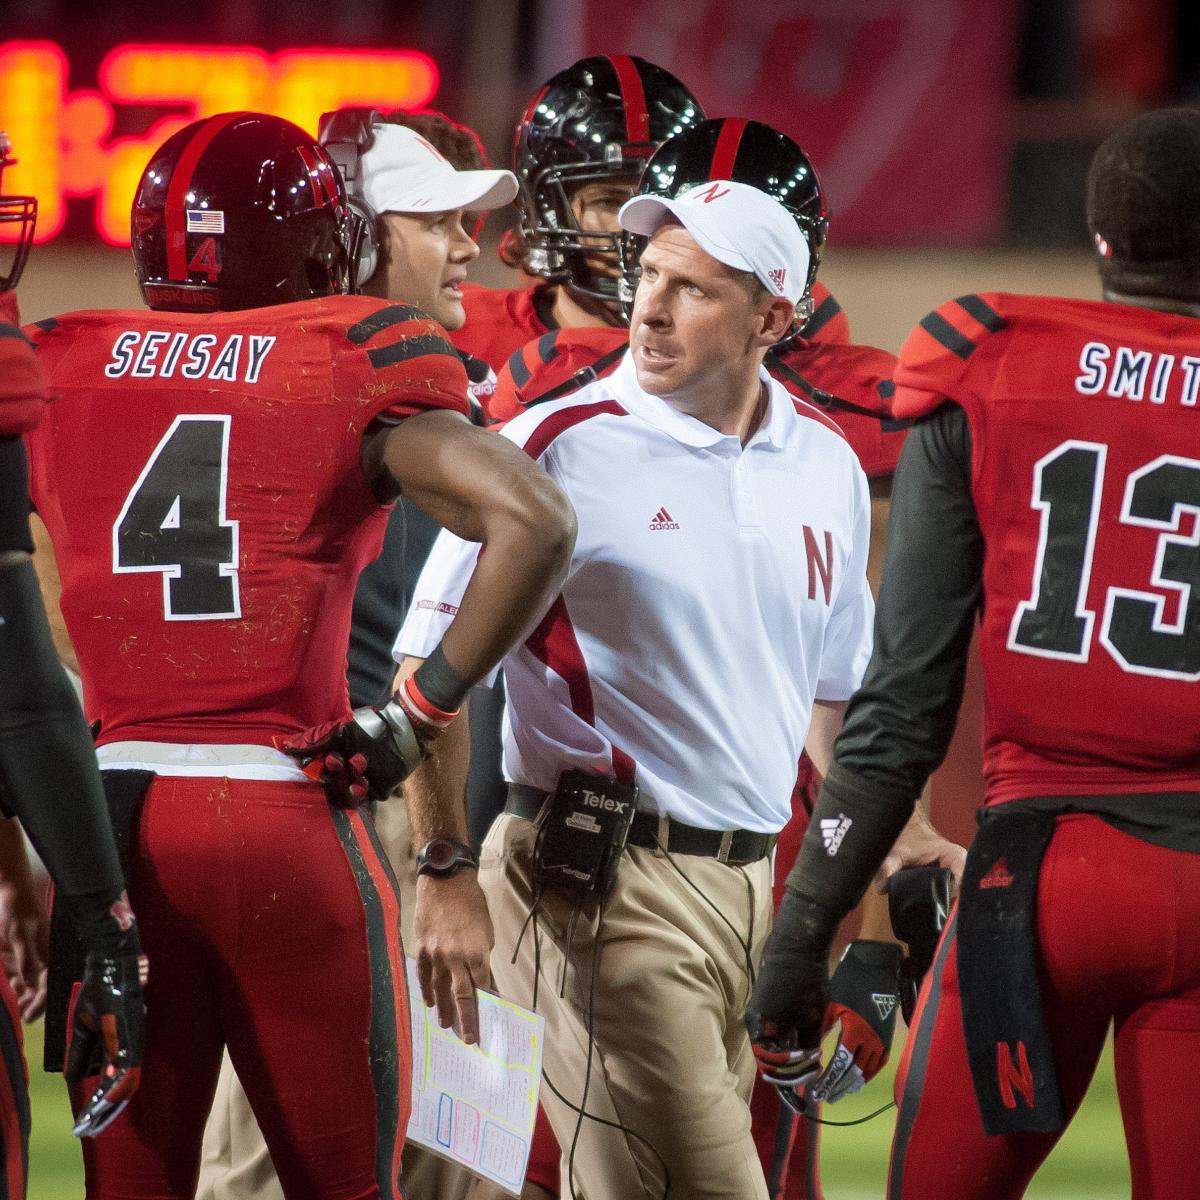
[649,506,680,531]
[820,814,852,855]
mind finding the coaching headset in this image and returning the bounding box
[318,107,385,290]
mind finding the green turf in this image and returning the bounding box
[23,1020,1131,1198]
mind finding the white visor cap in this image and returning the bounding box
[360,124,518,215]
[619,179,810,306]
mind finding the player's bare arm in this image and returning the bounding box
[365,409,576,683]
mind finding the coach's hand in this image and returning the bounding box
[67,937,148,1137]
[414,872,494,1046]
[808,939,903,1103]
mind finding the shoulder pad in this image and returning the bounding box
[892,293,1009,420]
[0,328,50,435]
[799,281,851,345]
[492,326,627,423]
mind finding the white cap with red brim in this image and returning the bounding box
[618,179,809,306]
[361,124,518,215]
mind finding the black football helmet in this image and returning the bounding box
[619,118,829,324]
[0,132,36,292]
[514,55,704,303]
[132,112,361,312]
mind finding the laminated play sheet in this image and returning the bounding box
[406,958,546,1196]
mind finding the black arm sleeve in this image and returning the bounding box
[773,404,984,947]
[0,558,125,912]
[835,401,983,793]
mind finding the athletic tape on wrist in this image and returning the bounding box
[411,642,470,715]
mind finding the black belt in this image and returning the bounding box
[505,784,776,866]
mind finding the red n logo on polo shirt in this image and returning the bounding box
[804,526,833,605]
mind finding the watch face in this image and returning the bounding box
[426,839,457,870]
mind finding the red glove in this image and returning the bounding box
[809,940,903,1103]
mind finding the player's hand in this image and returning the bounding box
[0,877,49,1021]
[746,951,828,1104]
[873,807,967,890]
[282,719,372,807]
[808,940,903,1103]
[67,945,148,1137]
[413,872,493,1046]
[282,689,435,808]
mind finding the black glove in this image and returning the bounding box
[283,689,437,808]
[808,940,903,1103]
[887,865,952,1024]
[66,894,147,1138]
[746,935,829,1104]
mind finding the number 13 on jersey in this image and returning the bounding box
[112,415,241,621]
[1009,439,1200,681]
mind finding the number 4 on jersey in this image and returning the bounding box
[112,415,240,620]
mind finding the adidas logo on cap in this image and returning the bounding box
[820,814,852,856]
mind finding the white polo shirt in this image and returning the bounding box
[396,354,873,834]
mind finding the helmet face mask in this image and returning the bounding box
[0,132,36,293]
[619,118,828,333]
[514,55,704,303]
[132,112,361,313]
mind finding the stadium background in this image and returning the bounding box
[4,0,1192,1193]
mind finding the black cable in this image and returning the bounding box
[566,888,605,1200]
[651,833,757,982]
[803,1099,896,1127]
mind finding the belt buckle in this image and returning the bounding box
[655,815,669,858]
[717,830,734,864]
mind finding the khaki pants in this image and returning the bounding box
[481,812,773,1200]
[195,799,474,1200]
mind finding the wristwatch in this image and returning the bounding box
[416,837,479,878]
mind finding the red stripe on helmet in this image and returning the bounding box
[164,112,246,281]
[709,117,749,181]
[295,142,331,208]
[607,55,650,147]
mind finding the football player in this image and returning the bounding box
[194,109,517,1200]
[750,106,1200,1200]
[453,55,851,393]
[25,112,573,1200]
[490,116,915,1200]
[0,133,146,1184]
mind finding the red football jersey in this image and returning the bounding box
[894,292,1200,801]
[489,326,902,476]
[450,281,553,377]
[0,293,48,435]
[25,295,468,747]
[453,278,850,412]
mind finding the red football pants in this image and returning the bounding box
[75,776,410,1200]
[0,969,26,1200]
[891,813,1200,1200]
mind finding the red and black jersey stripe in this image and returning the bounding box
[343,305,459,371]
[802,292,844,340]
[507,330,561,390]
[918,294,1007,361]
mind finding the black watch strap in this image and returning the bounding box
[416,837,479,878]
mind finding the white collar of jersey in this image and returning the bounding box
[607,354,796,452]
